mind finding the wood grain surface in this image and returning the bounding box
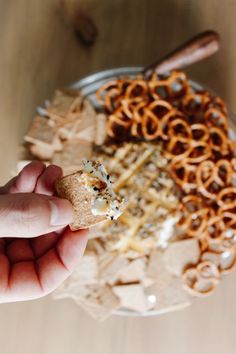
[1,1,236,353]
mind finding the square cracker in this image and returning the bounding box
[99,254,129,285]
[29,144,55,160]
[146,278,191,314]
[52,139,92,172]
[71,254,98,285]
[75,285,120,322]
[146,249,192,313]
[118,258,146,283]
[24,116,57,146]
[46,90,81,118]
[55,170,106,230]
[164,239,200,276]
[113,284,154,313]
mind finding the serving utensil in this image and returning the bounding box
[144,30,220,78]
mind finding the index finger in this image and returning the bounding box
[34,165,63,196]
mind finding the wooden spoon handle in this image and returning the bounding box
[144,30,220,79]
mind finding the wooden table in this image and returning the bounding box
[1,1,236,353]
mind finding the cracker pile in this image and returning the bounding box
[24,89,106,174]
[53,238,200,320]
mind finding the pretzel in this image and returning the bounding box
[196,159,233,201]
[131,101,149,137]
[178,197,212,248]
[96,81,120,105]
[120,98,143,119]
[206,215,224,241]
[201,249,236,274]
[125,80,148,100]
[218,187,236,210]
[181,91,211,117]
[161,110,188,140]
[229,140,236,155]
[208,96,228,116]
[186,140,211,164]
[168,139,211,165]
[141,109,162,140]
[204,108,228,131]
[104,88,122,112]
[149,71,189,101]
[208,232,236,253]
[169,119,192,139]
[219,211,236,229]
[106,111,132,139]
[196,160,221,200]
[182,261,220,297]
[215,159,233,186]
[171,161,197,191]
[166,136,191,160]
[209,127,230,155]
[191,124,210,142]
[183,208,209,238]
[147,99,173,116]
[180,195,203,212]
[178,195,201,227]
[140,100,174,140]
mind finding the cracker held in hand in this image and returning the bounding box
[55,160,124,230]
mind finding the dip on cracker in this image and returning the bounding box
[55,160,124,230]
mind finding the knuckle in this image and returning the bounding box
[11,196,49,234]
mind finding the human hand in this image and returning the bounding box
[0,161,88,302]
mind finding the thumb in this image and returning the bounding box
[0,193,73,237]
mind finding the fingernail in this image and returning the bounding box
[49,198,73,226]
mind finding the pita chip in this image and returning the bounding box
[75,287,120,322]
[113,284,154,313]
[79,98,97,126]
[46,90,81,119]
[24,116,57,146]
[98,285,120,316]
[24,115,63,160]
[29,144,54,160]
[55,160,124,230]
[76,125,95,143]
[99,255,129,285]
[71,254,98,285]
[55,171,106,230]
[164,239,200,276]
[52,139,92,172]
[146,277,191,314]
[147,250,169,281]
[118,258,146,283]
[146,248,192,314]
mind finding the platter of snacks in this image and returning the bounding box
[19,31,236,320]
